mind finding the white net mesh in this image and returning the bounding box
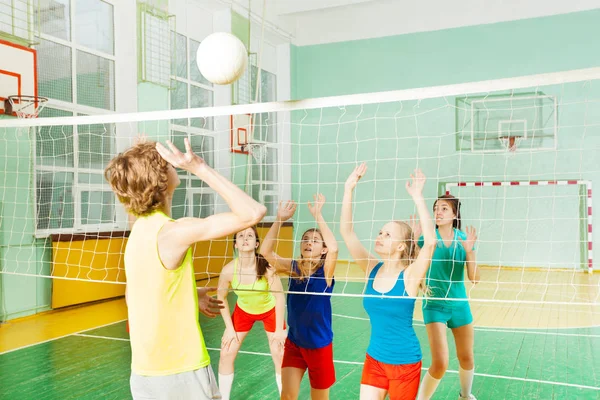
[2,69,600,397]
[0,68,599,313]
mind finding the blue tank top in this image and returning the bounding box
[287,260,334,349]
[363,262,422,365]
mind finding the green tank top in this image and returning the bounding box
[232,257,276,314]
[419,228,471,308]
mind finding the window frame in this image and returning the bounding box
[33,0,120,237]
[247,66,280,221]
[169,31,217,220]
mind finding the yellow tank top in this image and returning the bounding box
[232,257,276,315]
[125,211,210,376]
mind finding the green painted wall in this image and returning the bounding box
[231,11,250,49]
[290,10,600,268]
[137,82,169,142]
[292,10,600,99]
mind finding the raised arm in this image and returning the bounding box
[340,163,379,273]
[307,194,338,287]
[156,139,267,258]
[461,226,480,284]
[259,201,296,275]
[409,214,422,250]
[404,169,437,296]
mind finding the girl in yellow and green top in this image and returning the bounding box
[105,138,266,400]
[217,226,287,400]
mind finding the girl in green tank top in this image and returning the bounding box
[217,226,286,400]
[414,195,480,400]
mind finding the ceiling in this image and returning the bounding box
[192,0,600,46]
[272,0,376,16]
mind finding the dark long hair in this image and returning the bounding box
[434,194,462,229]
[233,226,270,280]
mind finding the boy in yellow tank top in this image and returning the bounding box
[105,138,266,400]
[217,226,287,400]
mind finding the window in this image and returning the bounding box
[170,33,213,129]
[35,110,116,233]
[37,0,116,111]
[249,66,279,218]
[34,0,117,235]
[169,32,216,219]
[170,131,216,220]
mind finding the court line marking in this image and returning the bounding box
[3,313,598,357]
[69,333,600,392]
[76,333,130,342]
[0,318,128,355]
[332,314,600,337]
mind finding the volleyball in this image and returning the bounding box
[196,32,248,85]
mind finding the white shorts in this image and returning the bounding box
[130,365,221,400]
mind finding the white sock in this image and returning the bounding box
[417,371,441,400]
[275,373,282,394]
[218,373,234,400]
[459,366,474,398]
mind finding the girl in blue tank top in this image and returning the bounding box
[261,194,338,400]
[341,165,437,400]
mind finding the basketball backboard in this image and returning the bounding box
[456,93,557,153]
[230,114,253,154]
[0,39,38,116]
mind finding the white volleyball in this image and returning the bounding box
[196,32,248,85]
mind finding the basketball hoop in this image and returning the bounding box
[5,95,48,118]
[243,143,267,163]
[499,136,522,155]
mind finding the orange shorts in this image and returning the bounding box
[361,354,422,400]
[231,305,284,333]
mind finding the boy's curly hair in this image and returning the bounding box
[104,142,171,216]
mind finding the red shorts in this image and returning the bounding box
[361,354,421,400]
[231,305,284,333]
[281,338,335,390]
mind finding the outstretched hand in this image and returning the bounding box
[345,163,367,192]
[197,287,224,318]
[405,169,426,198]
[459,226,478,253]
[156,138,207,174]
[307,194,326,219]
[277,200,297,222]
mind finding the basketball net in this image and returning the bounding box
[245,143,267,164]
[7,95,48,119]
[499,136,522,155]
